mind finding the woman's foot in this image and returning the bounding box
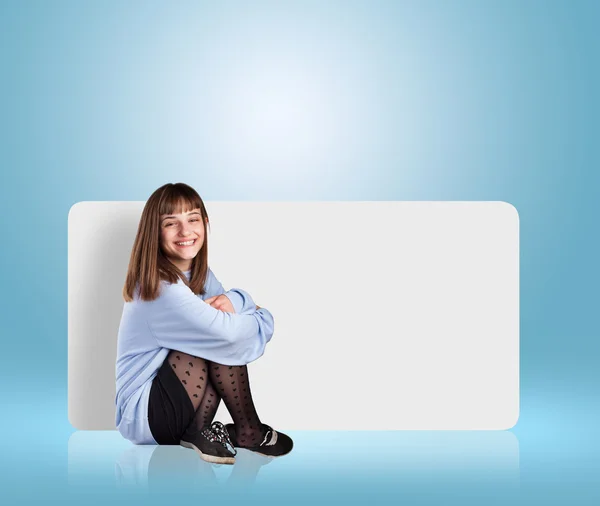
[225,423,293,458]
[180,421,237,465]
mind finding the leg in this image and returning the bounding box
[190,364,222,430]
[165,349,210,412]
[208,362,265,446]
[165,350,235,463]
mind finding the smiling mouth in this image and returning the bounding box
[175,239,196,247]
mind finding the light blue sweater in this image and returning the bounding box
[115,268,275,444]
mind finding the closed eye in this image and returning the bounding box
[164,218,200,227]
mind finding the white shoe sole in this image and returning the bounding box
[241,448,290,458]
[180,440,236,465]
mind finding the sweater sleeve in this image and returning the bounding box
[147,280,274,365]
[204,267,257,315]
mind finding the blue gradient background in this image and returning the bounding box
[1,0,598,504]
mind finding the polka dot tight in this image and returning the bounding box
[207,361,265,447]
[166,350,266,447]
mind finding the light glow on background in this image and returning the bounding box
[210,57,344,181]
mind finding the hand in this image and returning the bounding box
[256,305,261,310]
[205,294,235,313]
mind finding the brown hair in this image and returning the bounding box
[123,183,211,302]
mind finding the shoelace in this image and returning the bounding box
[202,421,237,455]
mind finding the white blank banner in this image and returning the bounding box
[68,201,519,431]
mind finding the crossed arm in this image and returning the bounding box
[203,268,262,313]
[148,270,274,363]
[205,294,261,313]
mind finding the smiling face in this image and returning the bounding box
[159,208,207,271]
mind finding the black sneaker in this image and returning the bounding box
[225,423,293,458]
[180,421,237,465]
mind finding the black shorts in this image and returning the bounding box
[148,357,196,445]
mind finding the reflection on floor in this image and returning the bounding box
[68,430,520,497]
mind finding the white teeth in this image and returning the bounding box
[176,240,195,246]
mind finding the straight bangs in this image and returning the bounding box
[159,186,203,217]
